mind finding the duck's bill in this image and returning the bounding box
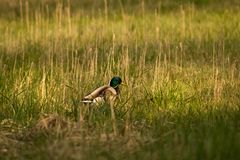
[121,82,127,86]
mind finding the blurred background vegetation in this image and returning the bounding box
[0,0,240,19]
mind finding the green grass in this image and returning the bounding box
[0,0,240,159]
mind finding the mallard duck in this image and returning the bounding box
[82,76,123,105]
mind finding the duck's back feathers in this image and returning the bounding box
[83,85,109,100]
[82,85,118,104]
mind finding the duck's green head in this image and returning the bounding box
[110,76,122,88]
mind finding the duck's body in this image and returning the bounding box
[82,85,118,105]
[82,77,122,105]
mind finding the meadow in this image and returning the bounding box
[0,0,240,159]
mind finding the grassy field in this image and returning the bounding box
[0,0,240,159]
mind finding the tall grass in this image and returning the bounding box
[0,1,240,159]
